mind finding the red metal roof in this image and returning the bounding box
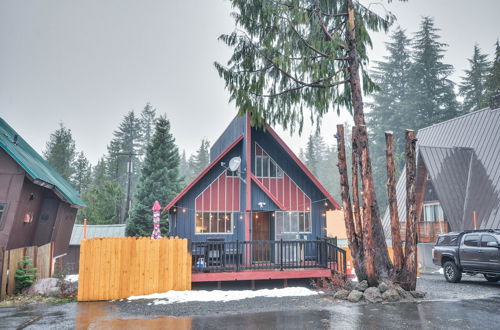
[163,134,244,212]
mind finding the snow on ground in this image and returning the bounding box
[432,268,444,274]
[127,287,320,305]
[65,275,79,283]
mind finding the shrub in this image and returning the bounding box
[14,257,38,294]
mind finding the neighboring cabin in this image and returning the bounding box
[165,114,341,244]
[63,224,126,274]
[383,96,500,244]
[0,118,85,257]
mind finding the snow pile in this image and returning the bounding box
[65,275,79,283]
[128,287,320,305]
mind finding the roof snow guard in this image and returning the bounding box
[0,118,86,208]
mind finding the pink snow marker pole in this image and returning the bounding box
[151,200,162,239]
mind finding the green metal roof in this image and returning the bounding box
[0,118,86,208]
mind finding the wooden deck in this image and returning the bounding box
[192,268,332,282]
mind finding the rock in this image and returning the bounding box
[378,282,389,293]
[354,280,368,292]
[363,287,383,303]
[410,290,426,299]
[382,288,400,302]
[333,289,350,300]
[347,290,364,303]
[394,285,413,300]
[25,278,60,297]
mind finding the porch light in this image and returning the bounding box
[306,207,310,211]
[173,208,177,213]
[239,215,243,219]
[322,213,326,217]
[324,202,328,207]
[182,208,186,213]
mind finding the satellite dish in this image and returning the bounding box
[228,156,241,172]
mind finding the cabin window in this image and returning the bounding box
[423,203,444,222]
[275,211,311,233]
[255,143,284,178]
[195,211,232,234]
[0,203,6,229]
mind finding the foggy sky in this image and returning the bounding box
[1,0,499,164]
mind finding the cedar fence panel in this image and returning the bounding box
[77,237,192,302]
[0,242,54,299]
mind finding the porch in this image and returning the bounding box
[190,239,346,283]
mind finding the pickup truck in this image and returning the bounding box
[432,229,500,283]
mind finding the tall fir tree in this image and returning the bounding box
[187,139,210,182]
[485,40,500,102]
[302,133,326,177]
[72,151,92,194]
[43,123,76,181]
[78,162,123,225]
[139,103,157,153]
[126,116,183,236]
[459,44,490,112]
[367,28,413,212]
[178,150,190,186]
[408,17,459,127]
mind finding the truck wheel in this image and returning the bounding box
[443,261,462,283]
[483,274,500,282]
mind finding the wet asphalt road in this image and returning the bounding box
[1,295,500,329]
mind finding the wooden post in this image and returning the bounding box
[401,130,418,291]
[473,211,477,230]
[335,125,365,280]
[385,131,403,273]
[83,219,87,240]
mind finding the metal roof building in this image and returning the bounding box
[69,224,126,246]
[382,105,500,238]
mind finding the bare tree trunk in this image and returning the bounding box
[385,131,403,274]
[400,130,418,291]
[336,125,366,280]
[351,128,363,248]
[347,0,365,127]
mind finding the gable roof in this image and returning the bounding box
[382,106,500,236]
[0,118,86,208]
[164,134,244,211]
[265,125,341,210]
[69,224,126,245]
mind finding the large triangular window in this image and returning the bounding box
[255,143,283,178]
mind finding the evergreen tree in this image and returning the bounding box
[126,116,183,236]
[367,28,413,212]
[72,151,92,194]
[459,44,490,112]
[78,166,123,225]
[408,17,459,127]
[139,103,157,153]
[178,150,190,186]
[43,123,76,181]
[188,139,210,181]
[302,133,326,177]
[485,40,500,102]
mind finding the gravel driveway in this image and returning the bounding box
[114,273,500,318]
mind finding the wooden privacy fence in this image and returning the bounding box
[77,237,192,302]
[0,242,53,299]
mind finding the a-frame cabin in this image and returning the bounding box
[165,115,345,283]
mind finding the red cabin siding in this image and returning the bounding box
[195,171,240,212]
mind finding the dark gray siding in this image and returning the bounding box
[382,107,500,238]
[210,116,245,161]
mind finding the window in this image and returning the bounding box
[423,203,444,222]
[195,212,232,234]
[481,235,498,247]
[464,234,479,247]
[255,143,284,178]
[275,211,311,233]
[0,203,6,229]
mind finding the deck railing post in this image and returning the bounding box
[236,240,240,272]
[280,239,283,271]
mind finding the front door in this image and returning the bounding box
[252,212,271,263]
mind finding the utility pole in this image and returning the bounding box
[115,152,142,223]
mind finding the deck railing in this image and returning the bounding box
[190,239,346,275]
